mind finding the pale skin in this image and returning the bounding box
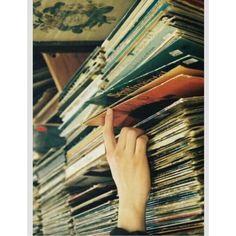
[103,108,151,232]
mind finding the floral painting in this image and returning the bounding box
[33,0,136,42]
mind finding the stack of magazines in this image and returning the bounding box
[141,96,204,235]
[58,0,204,136]
[33,178,42,236]
[57,97,204,235]
[68,184,118,235]
[34,149,73,235]
[33,0,205,235]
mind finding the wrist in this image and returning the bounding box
[117,197,146,232]
[118,191,149,210]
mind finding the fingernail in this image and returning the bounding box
[107,108,112,116]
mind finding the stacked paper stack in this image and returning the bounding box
[33,180,43,236]
[141,97,204,235]
[48,0,205,235]
[68,184,118,235]
[58,97,204,235]
[34,149,74,236]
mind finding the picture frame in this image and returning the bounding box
[33,0,136,52]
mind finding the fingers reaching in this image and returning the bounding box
[135,135,149,157]
[125,128,144,156]
[117,127,128,150]
[103,108,116,155]
[103,109,148,160]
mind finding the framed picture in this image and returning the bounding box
[33,0,136,52]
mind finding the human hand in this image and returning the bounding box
[103,108,151,232]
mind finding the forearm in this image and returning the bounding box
[118,197,146,232]
[103,109,150,234]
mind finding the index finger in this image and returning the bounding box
[103,108,116,155]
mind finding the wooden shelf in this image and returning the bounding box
[43,53,90,92]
